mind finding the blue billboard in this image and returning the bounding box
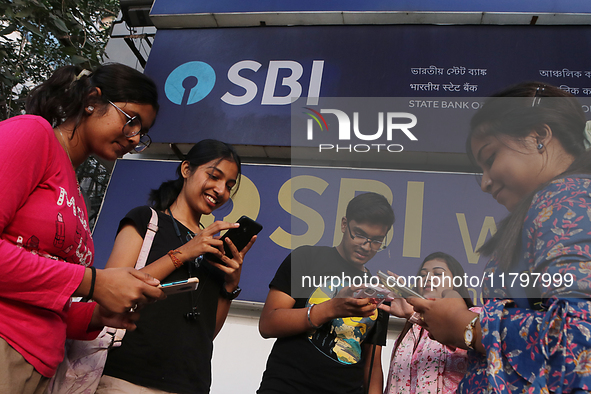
[151,0,591,15]
[93,159,506,304]
[144,25,591,151]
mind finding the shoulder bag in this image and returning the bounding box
[45,208,159,394]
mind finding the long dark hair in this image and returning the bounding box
[25,63,159,128]
[467,82,589,271]
[149,139,242,211]
[393,252,473,356]
[419,252,474,308]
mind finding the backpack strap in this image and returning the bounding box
[135,207,159,270]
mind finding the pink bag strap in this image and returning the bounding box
[135,208,159,269]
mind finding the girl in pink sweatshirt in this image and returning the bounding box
[0,64,164,394]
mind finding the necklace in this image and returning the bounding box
[167,206,204,242]
[168,208,196,243]
[56,126,74,166]
[165,206,207,322]
[56,126,81,195]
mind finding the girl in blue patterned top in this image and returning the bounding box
[407,82,591,393]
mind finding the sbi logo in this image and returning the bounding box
[164,60,324,106]
[165,62,216,105]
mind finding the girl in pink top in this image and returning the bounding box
[0,64,165,394]
[381,252,479,394]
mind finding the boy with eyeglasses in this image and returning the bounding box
[257,192,394,394]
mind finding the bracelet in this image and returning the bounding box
[307,304,322,329]
[408,312,423,325]
[87,266,96,300]
[167,250,183,269]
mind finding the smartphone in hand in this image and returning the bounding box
[377,270,425,299]
[158,277,199,295]
[204,216,263,265]
[353,285,394,305]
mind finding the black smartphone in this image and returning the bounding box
[204,216,263,264]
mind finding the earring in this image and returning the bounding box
[87,106,94,112]
[537,143,544,150]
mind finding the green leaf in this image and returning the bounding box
[60,46,78,55]
[0,24,17,36]
[15,9,34,18]
[51,17,69,33]
[17,19,43,37]
[28,0,46,8]
[69,54,89,64]
[1,70,17,81]
[0,0,120,120]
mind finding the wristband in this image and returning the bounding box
[168,250,183,269]
[220,285,242,300]
[87,266,96,300]
[307,304,322,329]
[408,312,423,325]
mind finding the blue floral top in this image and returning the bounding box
[459,177,591,393]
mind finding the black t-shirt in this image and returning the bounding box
[102,206,224,394]
[257,246,388,394]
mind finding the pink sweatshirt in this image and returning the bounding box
[0,115,96,377]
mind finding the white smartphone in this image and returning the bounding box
[158,277,199,295]
[376,270,425,299]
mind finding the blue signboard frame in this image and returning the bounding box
[151,0,591,15]
[93,159,506,304]
[144,25,591,151]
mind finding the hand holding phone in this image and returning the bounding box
[353,285,394,306]
[204,216,262,265]
[377,270,425,299]
[158,277,199,295]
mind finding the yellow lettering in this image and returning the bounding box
[468,288,478,306]
[456,213,497,264]
[270,175,328,249]
[402,181,424,258]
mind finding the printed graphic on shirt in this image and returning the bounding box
[54,212,65,248]
[307,285,377,365]
[56,187,92,266]
[13,185,93,266]
[25,235,39,250]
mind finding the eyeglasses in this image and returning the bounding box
[108,100,151,153]
[346,221,387,252]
